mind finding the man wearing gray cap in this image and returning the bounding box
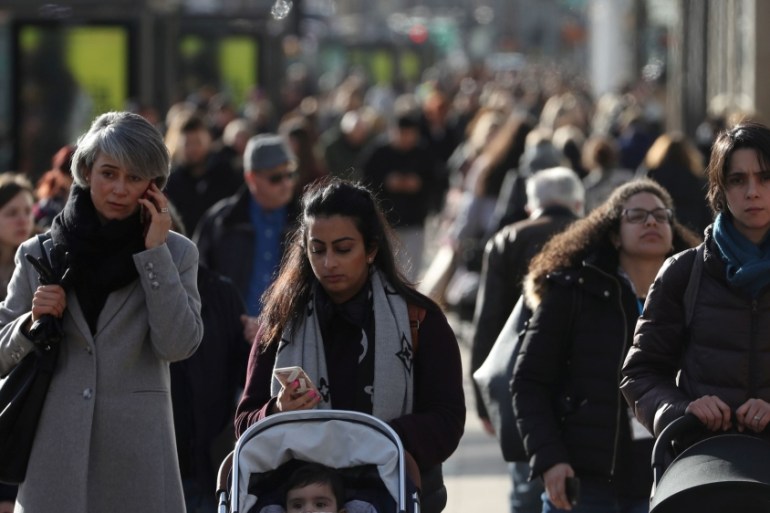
[194,134,298,341]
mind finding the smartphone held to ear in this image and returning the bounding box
[273,366,317,394]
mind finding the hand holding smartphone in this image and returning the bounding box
[273,366,317,395]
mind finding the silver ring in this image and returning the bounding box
[160,207,169,213]
[754,415,762,422]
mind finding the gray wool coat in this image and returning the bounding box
[0,231,203,513]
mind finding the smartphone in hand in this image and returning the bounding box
[565,476,580,506]
[273,366,316,394]
[140,184,152,235]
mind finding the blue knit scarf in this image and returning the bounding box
[712,212,770,297]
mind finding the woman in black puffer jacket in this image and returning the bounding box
[513,179,699,513]
[622,122,770,439]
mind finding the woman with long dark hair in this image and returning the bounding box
[235,178,465,513]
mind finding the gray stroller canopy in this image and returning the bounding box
[234,410,405,513]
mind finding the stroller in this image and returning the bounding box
[649,413,770,512]
[217,410,420,513]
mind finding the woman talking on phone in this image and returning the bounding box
[234,178,465,513]
[0,111,203,513]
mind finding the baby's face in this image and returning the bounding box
[286,482,339,513]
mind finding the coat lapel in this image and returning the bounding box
[65,293,93,344]
[94,281,140,337]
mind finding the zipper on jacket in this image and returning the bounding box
[585,263,627,478]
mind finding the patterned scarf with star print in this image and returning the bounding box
[271,269,415,420]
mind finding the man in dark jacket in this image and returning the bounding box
[165,115,243,234]
[194,134,298,341]
[360,98,437,281]
[470,167,583,513]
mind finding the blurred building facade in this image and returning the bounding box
[0,0,768,177]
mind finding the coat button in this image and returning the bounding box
[147,272,156,280]
[578,278,584,284]
[151,281,160,290]
[145,262,154,271]
[603,290,610,297]
[82,388,93,399]
[85,346,93,355]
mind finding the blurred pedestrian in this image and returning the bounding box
[582,135,634,212]
[0,172,36,512]
[0,174,36,299]
[32,144,75,230]
[636,132,711,236]
[165,114,243,233]
[194,133,298,342]
[360,98,437,281]
[471,167,584,513]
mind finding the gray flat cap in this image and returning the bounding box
[243,134,294,172]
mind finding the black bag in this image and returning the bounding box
[0,233,68,484]
[0,345,59,484]
[472,296,531,462]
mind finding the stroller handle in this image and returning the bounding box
[652,413,703,487]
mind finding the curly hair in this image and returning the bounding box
[525,178,701,305]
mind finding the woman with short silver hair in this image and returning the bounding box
[0,111,203,512]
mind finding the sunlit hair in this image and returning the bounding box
[256,177,436,348]
[643,132,703,176]
[525,178,701,307]
[0,173,34,210]
[706,120,770,213]
[71,111,171,189]
[36,145,75,200]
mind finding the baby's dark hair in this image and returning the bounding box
[284,462,346,509]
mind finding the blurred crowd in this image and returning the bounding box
[1,59,751,512]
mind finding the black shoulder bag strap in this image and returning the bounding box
[683,245,705,330]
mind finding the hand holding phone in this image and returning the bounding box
[273,366,317,395]
[138,182,172,249]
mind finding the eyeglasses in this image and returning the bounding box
[622,208,673,224]
[264,171,297,185]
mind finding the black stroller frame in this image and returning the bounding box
[649,413,770,512]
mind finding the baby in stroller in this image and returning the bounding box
[283,463,347,513]
[219,410,419,513]
[257,461,383,513]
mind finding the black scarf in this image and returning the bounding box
[50,185,146,334]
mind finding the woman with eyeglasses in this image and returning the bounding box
[622,122,770,442]
[512,179,699,512]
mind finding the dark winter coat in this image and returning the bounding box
[512,250,653,498]
[621,228,770,437]
[193,186,296,307]
[470,205,577,419]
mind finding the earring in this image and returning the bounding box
[367,257,374,264]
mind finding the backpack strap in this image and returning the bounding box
[683,244,705,329]
[407,303,427,355]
